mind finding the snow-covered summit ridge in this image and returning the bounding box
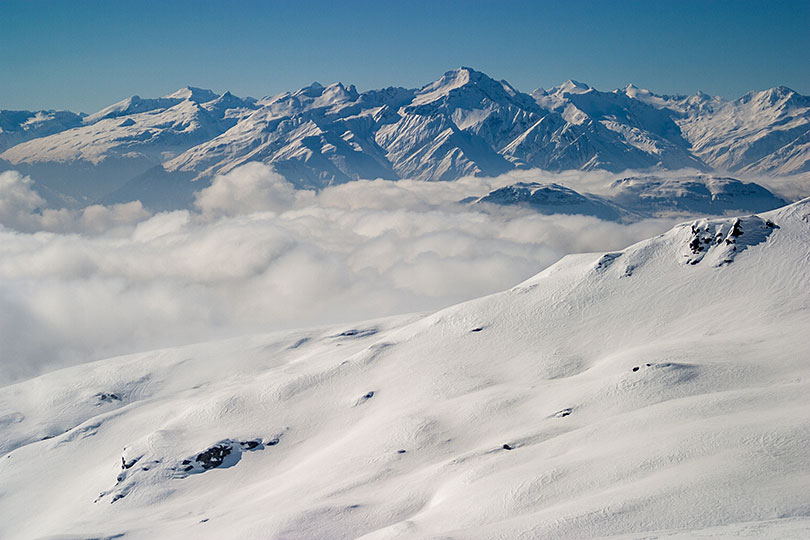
[1,199,808,538]
[1,68,808,206]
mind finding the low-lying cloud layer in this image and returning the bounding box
[0,165,682,385]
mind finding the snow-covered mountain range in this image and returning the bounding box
[2,198,808,539]
[1,68,808,208]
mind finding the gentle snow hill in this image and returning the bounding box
[1,200,809,539]
[472,175,786,222]
[473,181,631,222]
[607,175,789,216]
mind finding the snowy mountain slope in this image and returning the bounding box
[2,69,809,205]
[681,87,810,176]
[622,85,810,176]
[1,199,809,539]
[373,68,539,180]
[0,109,84,152]
[163,82,408,189]
[4,87,256,165]
[531,83,706,171]
[608,175,789,216]
[0,88,257,200]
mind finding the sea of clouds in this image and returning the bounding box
[0,164,684,385]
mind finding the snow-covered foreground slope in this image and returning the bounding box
[1,200,809,539]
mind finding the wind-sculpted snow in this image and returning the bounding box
[2,68,808,206]
[0,200,808,539]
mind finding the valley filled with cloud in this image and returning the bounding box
[0,164,686,384]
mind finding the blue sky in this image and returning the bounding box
[1,0,808,112]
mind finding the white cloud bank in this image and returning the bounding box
[0,166,680,385]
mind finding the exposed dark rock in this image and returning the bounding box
[96,392,122,404]
[355,390,376,406]
[554,408,573,418]
[240,439,261,450]
[595,252,621,271]
[729,218,743,238]
[100,435,282,504]
[470,327,484,332]
[196,444,232,470]
[172,436,279,476]
[397,449,407,454]
[689,235,703,254]
[502,444,513,450]
[632,366,640,372]
[334,328,378,338]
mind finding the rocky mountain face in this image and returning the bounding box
[1,68,808,208]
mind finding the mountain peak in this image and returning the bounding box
[319,81,360,103]
[411,66,524,107]
[204,90,256,111]
[294,82,326,98]
[163,86,219,103]
[622,83,653,98]
[736,86,801,107]
[555,79,591,95]
[84,93,178,123]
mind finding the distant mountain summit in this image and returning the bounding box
[1,67,808,208]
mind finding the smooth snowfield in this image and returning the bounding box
[1,201,809,539]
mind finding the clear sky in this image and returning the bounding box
[1,0,808,113]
